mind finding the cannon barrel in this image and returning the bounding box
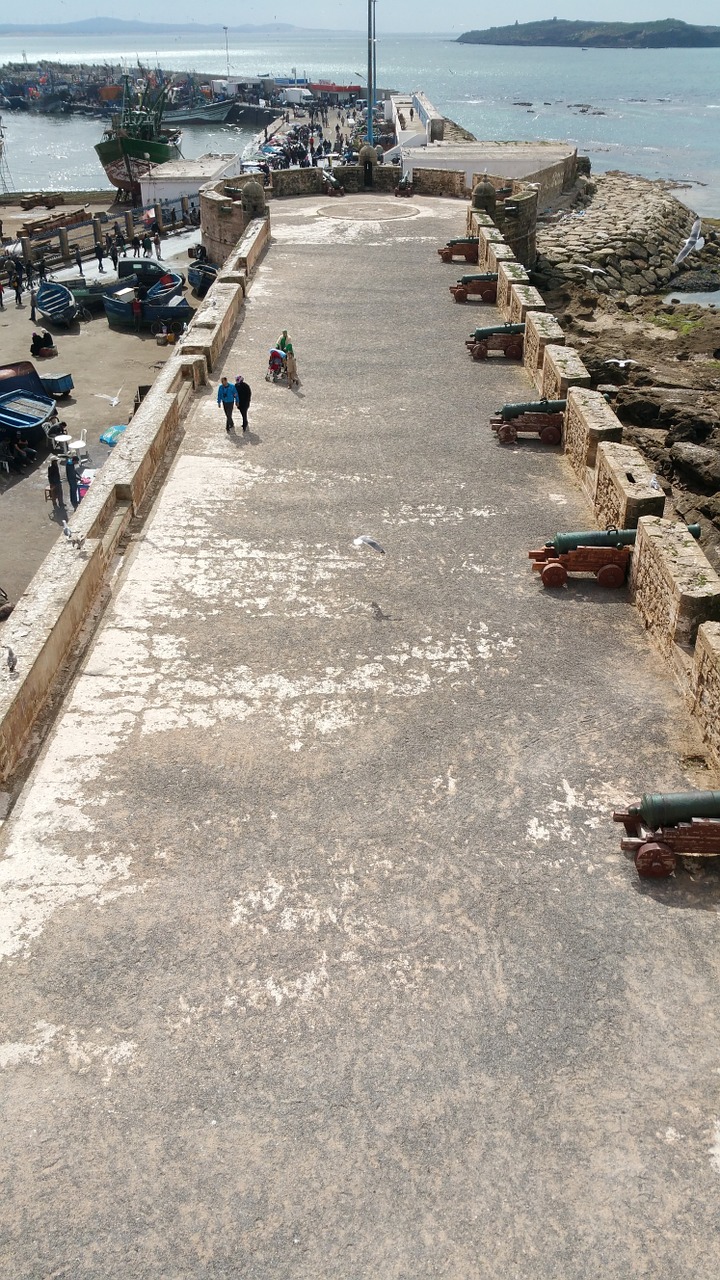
[628,791,720,829]
[497,398,566,421]
[448,237,478,246]
[458,273,498,284]
[551,524,700,554]
[472,322,525,340]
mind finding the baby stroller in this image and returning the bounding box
[266,348,286,383]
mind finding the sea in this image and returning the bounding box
[1,29,720,215]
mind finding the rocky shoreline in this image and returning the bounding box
[531,172,720,565]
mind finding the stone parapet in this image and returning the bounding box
[487,242,517,274]
[477,225,505,269]
[497,260,530,320]
[0,210,269,784]
[594,442,665,530]
[411,168,466,198]
[540,344,590,400]
[523,312,565,390]
[690,624,720,767]
[563,388,624,498]
[466,209,496,237]
[509,284,546,324]
[630,518,720,659]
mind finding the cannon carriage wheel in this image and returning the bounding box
[635,841,677,878]
[596,563,626,588]
[541,562,568,588]
[506,339,524,360]
[496,423,517,444]
[471,342,488,360]
[539,425,562,446]
[454,288,468,303]
[439,249,452,262]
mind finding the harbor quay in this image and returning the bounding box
[1,185,720,1276]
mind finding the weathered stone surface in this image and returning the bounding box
[563,387,624,486]
[594,442,665,529]
[671,443,720,489]
[630,516,720,654]
[690,622,720,764]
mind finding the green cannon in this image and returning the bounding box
[395,173,414,197]
[495,398,566,421]
[322,169,345,195]
[550,524,700,555]
[449,272,498,303]
[438,237,479,263]
[613,791,720,877]
[491,398,566,446]
[529,523,701,590]
[466,322,525,362]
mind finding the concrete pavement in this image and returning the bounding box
[2,195,720,1278]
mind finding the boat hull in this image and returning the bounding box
[0,389,56,441]
[95,134,182,194]
[36,282,79,328]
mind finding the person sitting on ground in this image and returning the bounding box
[41,330,54,349]
[30,332,43,357]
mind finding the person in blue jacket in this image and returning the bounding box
[217,375,238,432]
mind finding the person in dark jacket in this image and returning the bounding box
[47,457,64,510]
[234,376,252,433]
[65,454,80,510]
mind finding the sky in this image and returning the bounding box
[7,2,720,34]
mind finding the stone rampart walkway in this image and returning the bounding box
[2,196,720,1278]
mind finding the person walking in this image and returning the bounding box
[153,231,162,258]
[0,278,4,310]
[277,329,293,355]
[115,230,126,258]
[65,454,80,511]
[29,285,37,323]
[95,242,105,273]
[25,260,34,288]
[14,274,22,306]
[132,235,141,258]
[286,346,299,390]
[131,293,143,333]
[38,255,48,281]
[109,241,118,271]
[74,246,84,277]
[142,233,153,258]
[217,376,238,432]
[15,259,24,290]
[234,376,252,433]
[47,457,64,511]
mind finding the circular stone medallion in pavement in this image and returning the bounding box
[318,199,420,221]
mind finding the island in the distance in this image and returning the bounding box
[457,18,720,48]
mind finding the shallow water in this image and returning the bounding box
[664,290,720,308]
[1,31,719,211]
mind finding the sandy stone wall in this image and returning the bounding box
[487,242,517,274]
[594,442,665,530]
[509,284,546,324]
[523,312,565,389]
[630,517,720,657]
[411,167,467,199]
[540,344,590,400]
[477,226,505,270]
[562,388,623,492]
[497,261,530,320]
[690,624,720,766]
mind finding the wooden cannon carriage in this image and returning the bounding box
[465,322,524,361]
[322,170,346,197]
[449,273,498,304]
[529,523,700,588]
[395,174,414,197]
[438,237,479,264]
[490,398,566,445]
[613,791,720,877]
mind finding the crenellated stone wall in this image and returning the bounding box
[594,442,666,530]
[497,261,530,320]
[509,284,546,324]
[523,312,565,390]
[540,345,591,400]
[690,624,720,766]
[562,388,623,498]
[630,518,720,658]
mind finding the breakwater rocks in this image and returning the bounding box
[534,173,716,296]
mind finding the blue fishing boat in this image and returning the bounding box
[65,275,117,311]
[0,388,56,435]
[36,281,79,327]
[188,262,218,296]
[103,272,192,329]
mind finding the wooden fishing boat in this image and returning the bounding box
[36,280,79,327]
[0,388,56,434]
[65,275,117,310]
[103,274,192,329]
[188,261,218,296]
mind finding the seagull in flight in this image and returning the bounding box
[353,536,385,556]
[605,358,638,367]
[674,217,704,266]
[576,265,607,275]
[94,386,123,407]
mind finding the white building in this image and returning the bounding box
[140,154,244,208]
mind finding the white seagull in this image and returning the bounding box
[576,265,607,275]
[605,358,638,367]
[62,519,85,551]
[94,386,123,407]
[674,217,704,266]
[6,646,17,673]
[353,536,385,556]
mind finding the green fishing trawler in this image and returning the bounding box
[95,78,182,199]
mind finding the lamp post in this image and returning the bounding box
[366,0,374,144]
[223,26,230,83]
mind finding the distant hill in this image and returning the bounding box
[0,19,298,35]
[457,18,720,48]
